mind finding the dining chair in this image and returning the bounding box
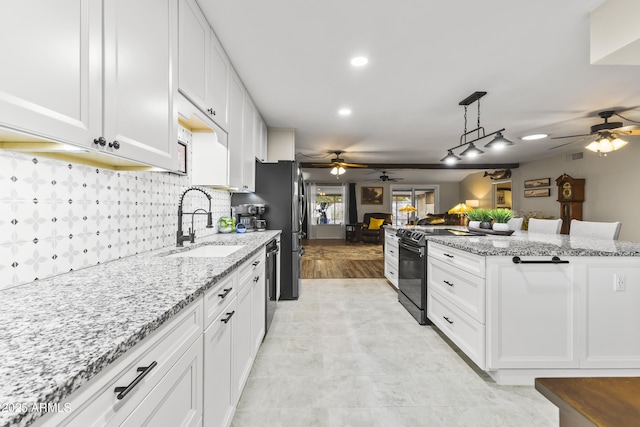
[507,217,524,231]
[527,218,562,234]
[569,219,621,240]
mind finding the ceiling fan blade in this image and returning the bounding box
[342,163,369,168]
[550,133,594,140]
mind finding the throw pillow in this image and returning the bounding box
[368,217,385,230]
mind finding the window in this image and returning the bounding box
[314,185,344,225]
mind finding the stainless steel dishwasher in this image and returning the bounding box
[265,239,279,334]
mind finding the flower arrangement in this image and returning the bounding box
[218,216,236,233]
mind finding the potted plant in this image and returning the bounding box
[489,208,513,231]
[466,209,484,229]
[218,216,236,233]
[468,209,493,229]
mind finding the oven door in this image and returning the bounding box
[398,240,430,324]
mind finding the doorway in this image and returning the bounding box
[493,180,513,210]
[391,186,438,226]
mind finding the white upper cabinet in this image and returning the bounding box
[178,0,229,131]
[242,97,257,192]
[0,0,101,146]
[178,0,209,110]
[0,0,178,170]
[228,72,245,190]
[103,0,178,170]
[209,32,230,130]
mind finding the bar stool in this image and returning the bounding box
[569,219,621,240]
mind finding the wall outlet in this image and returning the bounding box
[614,273,625,291]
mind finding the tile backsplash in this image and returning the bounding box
[0,133,231,291]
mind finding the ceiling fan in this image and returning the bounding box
[550,110,640,151]
[365,171,404,182]
[306,150,368,175]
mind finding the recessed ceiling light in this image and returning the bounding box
[350,56,368,67]
[522,133,548,141]
[338,108,352,116]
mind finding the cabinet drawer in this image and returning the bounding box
[429,257,485,323]
[55,300,203,427]
[204,271,237,329]
[429,289,485,370]
[385,260,398,288]
[238,248,266,288]
[385,241,399,260]
[428,242,485,278]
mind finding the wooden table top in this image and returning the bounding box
[535,377,640,427]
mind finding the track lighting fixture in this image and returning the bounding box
[441,91,513,164]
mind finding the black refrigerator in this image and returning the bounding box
[231,160,305,300]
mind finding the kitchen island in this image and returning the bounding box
[386,226,640,385]
[0,231,279,427]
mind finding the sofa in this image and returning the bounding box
[416,213,461,226]
[356,212,393,244]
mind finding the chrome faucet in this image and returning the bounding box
[177,188,214,247]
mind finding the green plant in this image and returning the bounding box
[218,216,236,231]
[467,209,492,222]
[489,208,513,223]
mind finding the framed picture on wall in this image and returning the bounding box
[524,177,550,188]
[524,188,550,198]
[361,186,383,205]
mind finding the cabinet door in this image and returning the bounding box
[0,0,101,146]
[251,270,266,355]
[233,282,253,404]
[581,260,640,368]
[487,257,578,369]
[121,336,203,427]
[242,98,256,192]
[103,0,177,170]
[228,72,245,190]
[209,32,230,130]
[204,298,236,427]
[178,0,209,109]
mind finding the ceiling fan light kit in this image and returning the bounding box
[441,91,514,164]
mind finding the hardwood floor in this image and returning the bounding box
[301,239,384,279]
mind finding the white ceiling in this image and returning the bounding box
[199,0,640,182]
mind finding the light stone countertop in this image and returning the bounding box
[385,225,640,257]
[0,230,280,427]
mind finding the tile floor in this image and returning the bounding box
[232,279,558,426]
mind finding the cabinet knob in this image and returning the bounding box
[109,140,120,150]
[93,137,107,146]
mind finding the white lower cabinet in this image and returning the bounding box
[384,229,399,288]
[487,257,578,369]
[38,246,269,426]
[121,336,203,427]
[204,297,237,427]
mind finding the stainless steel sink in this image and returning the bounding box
[167,245,244,258]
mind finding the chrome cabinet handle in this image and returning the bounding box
[114,361,157,400]
[218,288,232,299]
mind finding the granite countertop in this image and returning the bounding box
[385,225,640,257]
[0,231,280,427]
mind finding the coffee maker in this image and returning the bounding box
[231,204,267,232]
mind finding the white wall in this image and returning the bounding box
[460,141,640,242]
